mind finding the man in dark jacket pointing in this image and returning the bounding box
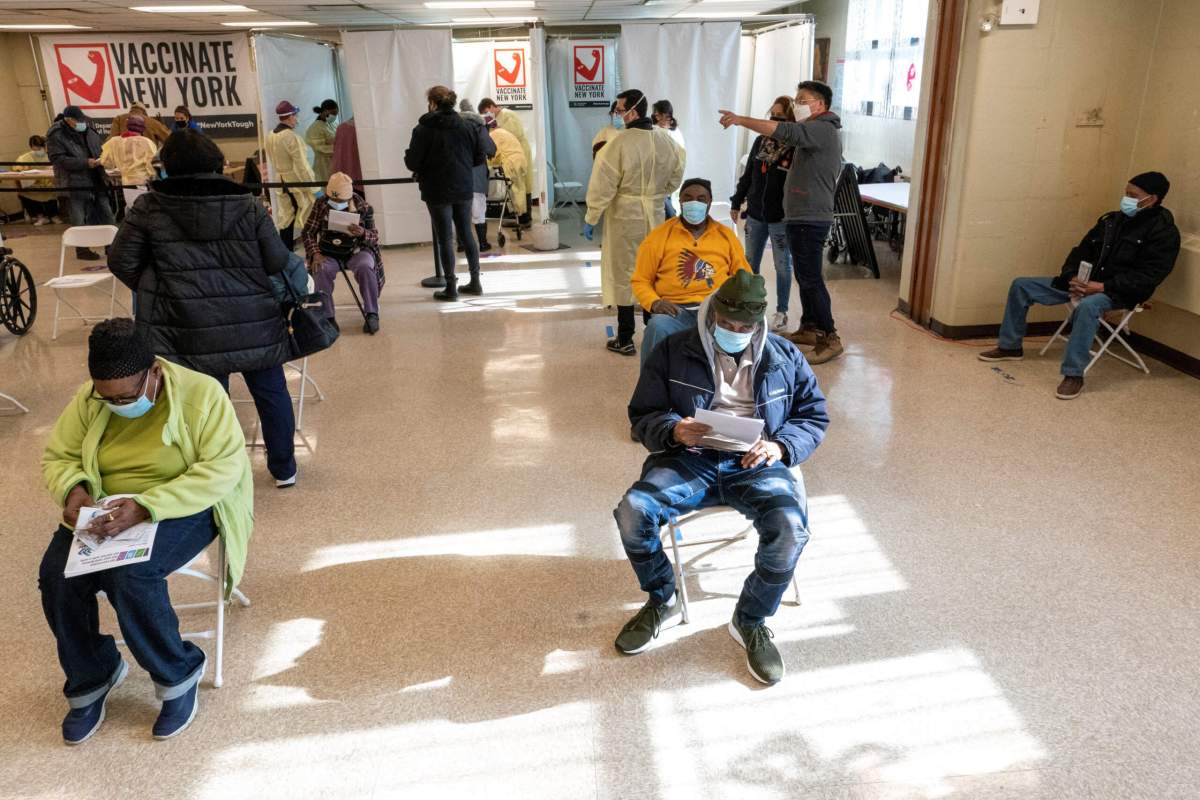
[979,171,1181,399]
[612,271,829,686]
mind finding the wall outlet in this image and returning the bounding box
[1000,0,1040,25]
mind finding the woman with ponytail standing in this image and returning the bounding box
[652,100,686,218]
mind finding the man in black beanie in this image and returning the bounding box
[979,172,1180,399]
[613,271,830,685]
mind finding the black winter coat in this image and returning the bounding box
[729,135,793,224]
[1051,205,1181,308]
[404,108,493,204]
[108,175,293,376]
[45,120,108,192]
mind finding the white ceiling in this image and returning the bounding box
[0,0,808,29]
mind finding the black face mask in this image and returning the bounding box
[174,120,188,129]
[769,115,788,122]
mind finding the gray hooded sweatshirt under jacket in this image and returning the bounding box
[770,112,843,224]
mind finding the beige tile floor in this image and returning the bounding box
[0,214,1198,800]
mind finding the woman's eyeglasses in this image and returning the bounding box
[89,369,150,405]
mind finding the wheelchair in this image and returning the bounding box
[0,240,37,336]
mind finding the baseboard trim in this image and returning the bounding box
[928,316,1200,378]
[896,297,911,316]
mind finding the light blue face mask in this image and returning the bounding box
[328,199,349,211]
[1120,196,1144,217]
[612,114,625,130]
[105,372,157,419]
[73,121,87,133]
[681,201,709,225]
[713,324,754,354]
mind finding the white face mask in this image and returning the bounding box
[794,103,812,121]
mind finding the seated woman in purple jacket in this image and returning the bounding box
[301,172,386,335]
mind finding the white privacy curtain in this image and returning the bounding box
[748,22,814,123]
[619,22,742,202]
[254,34,341,142]
[342,29,454,245]
[546,37,620,202]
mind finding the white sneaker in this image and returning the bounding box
[275,473,297,489]
[771,311,788,331]
[51,216,64,224]
[33,216,49,227]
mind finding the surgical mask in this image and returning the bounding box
[328,199,349,211]
[794,104,812,121]
[612,114,624,130]
[73,121,87,132]
[1120,196,1144,217]
[681,201,709,225]
[33,148,45,155]
[713,325,754,354]
[105,373,157,419]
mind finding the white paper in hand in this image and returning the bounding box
[65,496,158,578]
[693,408,765,449]
[327,209,361,233]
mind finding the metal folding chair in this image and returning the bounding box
[107,536,250,688]
[659,489,803,625]
[46,225,126,340]
[549,161,584,219]
[1039,303,1149,375]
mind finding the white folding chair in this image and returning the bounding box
[46,224,125,340]
[1039,302,1149,375]
[0,391,29,414]
[107,536,250,689]
[659,472,804,625]
[549,162,584,218]
[236,357,322,455]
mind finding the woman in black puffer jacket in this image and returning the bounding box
[108,130,299,488]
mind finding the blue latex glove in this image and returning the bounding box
[582,223,595,241]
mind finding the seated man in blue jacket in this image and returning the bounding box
[979,171,1180,399]
[613,271,829,685]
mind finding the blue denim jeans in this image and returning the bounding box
[640,306,698,366]
[998,276,1117,377]
[786,221,834,332]
[217,366,297,481]
[39,509,217,707]
[744,216,792,314]
[614,448,810,626]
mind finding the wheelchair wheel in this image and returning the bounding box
[1,255,37,336]
[497,231,507,247]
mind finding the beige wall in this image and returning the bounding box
[909,0,1200,361]
[0,33,50,215]
[1124,0,1200,356]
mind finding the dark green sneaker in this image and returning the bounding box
[728,616,784,685]
[614,594,682,655]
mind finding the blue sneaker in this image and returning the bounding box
[152,659,204,740]
[62,659,129,745]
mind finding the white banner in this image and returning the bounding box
[569,40,614,107]
[37,33,258,138]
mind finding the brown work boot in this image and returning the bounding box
[787,324,820,349]
[807,331,844,364]
[977,347,1024,361]
[1055,376,1084,400]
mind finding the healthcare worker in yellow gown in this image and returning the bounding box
[264,100,316,251]
[479,99,533,226]
[485,115,529,218]
[305,99,339,183]
[584,89,685,356]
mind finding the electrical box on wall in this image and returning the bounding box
[1000,0,1040,25]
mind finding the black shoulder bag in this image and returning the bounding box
[281,275,340,359]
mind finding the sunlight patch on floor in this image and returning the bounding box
[302,524,578,571]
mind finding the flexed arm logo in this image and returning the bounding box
[60,50,107,104]
[495,51,523,85]
[575,48,602,82]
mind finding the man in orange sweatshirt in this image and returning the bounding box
[632,177,752,365]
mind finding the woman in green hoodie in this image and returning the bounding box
[39,319,253,745]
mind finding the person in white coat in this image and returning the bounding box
[583,89,685,357]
